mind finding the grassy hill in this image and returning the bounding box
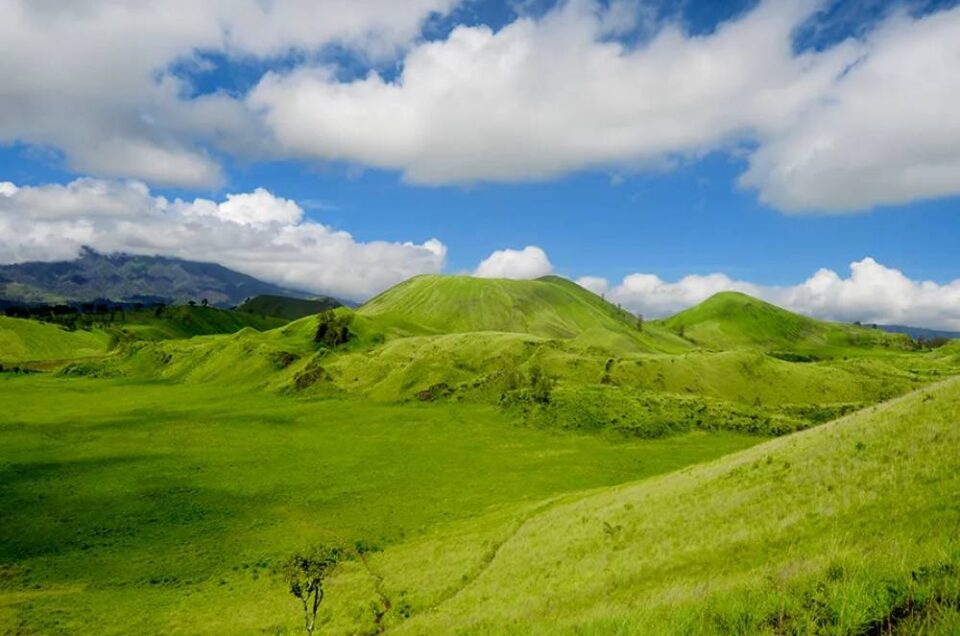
[371,376,960,634]
[1,306,286,367]
[236,294,341,320]
[116,305,287,341]
[358,275,689,351]
[66,280,957,435]
[0,316,111,364]
[663,291,913,355]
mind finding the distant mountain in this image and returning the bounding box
[237,294,342,320]
[0,248,309,308]
[877,324,959,341]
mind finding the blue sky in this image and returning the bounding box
[1,0,959,327]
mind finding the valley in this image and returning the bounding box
[1,275,958,634]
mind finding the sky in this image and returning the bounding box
[1,0,959,328]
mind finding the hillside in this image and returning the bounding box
[236,294,341,320]
[0,316,111,364]
[663,291,913,354]
[358,274,689,351]
[0,248,308,307]
[379,376,960,634]
[0,306,286,366]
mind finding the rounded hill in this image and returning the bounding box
[357,275,639,339]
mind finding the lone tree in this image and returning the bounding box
[282,544,346,635]
[635,313,644,332]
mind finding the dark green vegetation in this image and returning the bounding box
[0,247,306,307]
[1,273,958,634]
[237,294,342,320]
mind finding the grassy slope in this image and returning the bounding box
[79,294,957,437]
[390,376,960,635]
[0,376,759,635]
[358,274,690,353]
[663,291,913,355]
[0,316,111,364]
[236,294,340,320]
[116,306,287,340]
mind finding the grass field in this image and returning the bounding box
[1,277,958,634]
[0,376,759,634]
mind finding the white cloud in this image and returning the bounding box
[475,246,553,279]
[579,259,960,331]
[0,178,446,301]
[741,7,960,211]
[0,0,459,187]
[2,0,959,211]
[249,0,960,211]
[249,0,851,185]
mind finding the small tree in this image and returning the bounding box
[282,544,346,636]
[188,300,197,307]
[201,298,209,308]
[636,313,644,332]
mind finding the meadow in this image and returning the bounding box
[0,376,758,634]
[1,275,958,634]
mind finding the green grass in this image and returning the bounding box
[662,291,914,355]
[115,305,287,341]
[0,376,759,634]
[0,316,111,364]
[381,375,960,634]
[2,276,958,634]
[236,294,341,321]
[358,274,690,352]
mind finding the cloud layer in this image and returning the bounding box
[0,179,445,301]
[2,1,959,211]
[474,246,553,279]
[578,258,960,331]
[0,0,458,186]
[249,1,960,211]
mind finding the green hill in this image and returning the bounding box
[374,376,960,634]
[358,274,689,352]
[663,291,912,354]
[236,294,341,320]
[116,305,287,341]
[0,316,111,364]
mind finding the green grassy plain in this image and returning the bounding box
[1,276,958,634]
[0,376,758,634]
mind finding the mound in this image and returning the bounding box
[664,291,911,354]
[389,376,960,634]
[236,294,341,320]
[0,316,111,364]
[359,275,686,350]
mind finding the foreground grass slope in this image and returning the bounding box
[392,376,960,634]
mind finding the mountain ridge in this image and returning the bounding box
[0,248,320,308]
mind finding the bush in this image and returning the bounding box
[314,311,352,349]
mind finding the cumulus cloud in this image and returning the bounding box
[741,7,960,211]
[3,0,959,211]
[0,178,445,301]
[578,259,960,331]
[475,246,553,279]
[249,0,960,211]
[0,0,459,187]
[249,0,850,185]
